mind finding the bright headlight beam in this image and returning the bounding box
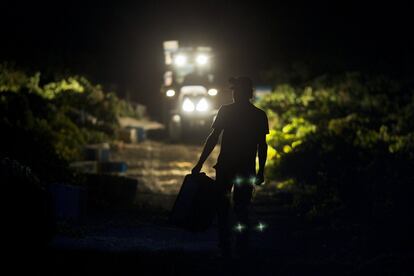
[196,98,209,112]
[166,89,175,97]
[196,54,208,65]
[182,98,195,112]
[208,88,218,96]
[174,55,187,66]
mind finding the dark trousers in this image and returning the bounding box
[215,168,254,252]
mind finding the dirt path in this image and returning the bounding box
[46,140,410,275]
[53,140,306,256]
[108,140,219,211]
[51,140,292,256]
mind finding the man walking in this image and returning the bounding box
[192,76,269,257]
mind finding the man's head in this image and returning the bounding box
[229,76,253,103]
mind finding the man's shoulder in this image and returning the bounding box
[251,104,268,118]
[219,103,267,119]
[220,103,234,110]
[217,103,235,115]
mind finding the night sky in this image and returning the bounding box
[2,0,413,111]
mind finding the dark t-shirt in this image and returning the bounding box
[212,102,269,173]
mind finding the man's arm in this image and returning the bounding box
[192,128,222,174]
[257,133,268,184]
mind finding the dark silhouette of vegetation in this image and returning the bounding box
[0,64,139,183]
[258,72,414,238]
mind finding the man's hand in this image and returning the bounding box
[256,170,265,186]
[191,128,221,175]
[191,162,203,175]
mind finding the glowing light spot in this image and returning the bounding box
[174,55,187,66]
[234,223,246,233]
[166,89,175,97]
[182,98,195,112]
[256,222,267,232]
[249,176,256,185]
[196,98,209,112]
[234,176,244,186]
[208,88,218,96]
[172,115,180,123]
[196,54,209,65]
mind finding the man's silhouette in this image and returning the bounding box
[192,76,269,257]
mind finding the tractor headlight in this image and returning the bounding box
[174,55,187,66]
[196,98,209,112]
[166,89,175,97]
[208,88,218,96]
[182,98,195,112]
[196,54,209,65]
